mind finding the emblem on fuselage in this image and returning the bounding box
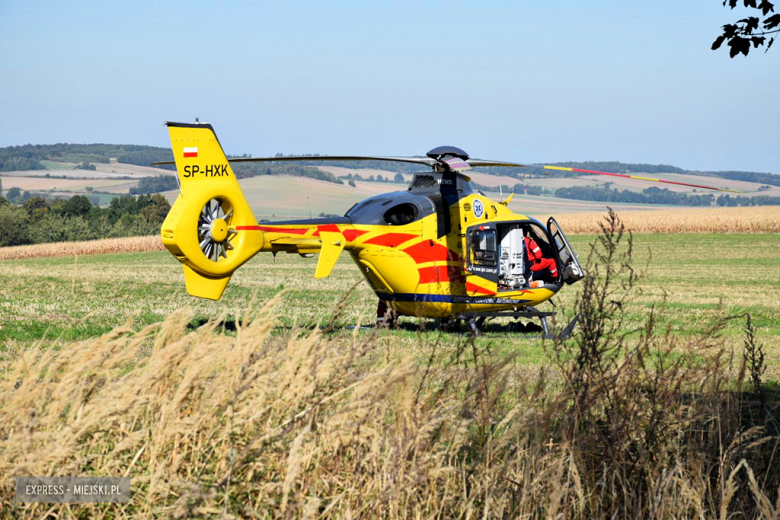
[473,199,484,218]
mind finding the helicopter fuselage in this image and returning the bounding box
[253,172,578,318]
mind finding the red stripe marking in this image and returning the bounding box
[342,229,369,242]
[402,242,461,264]
[466,282,496,296]
[251,226,309,235]
[417,265,466,284]
[363,233,419,248]
[418,266,442,283]
[317,224,340,234]
[183,152,197,158]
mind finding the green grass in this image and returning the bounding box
[1,233,778,375]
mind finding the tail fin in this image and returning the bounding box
[160,122,264,300]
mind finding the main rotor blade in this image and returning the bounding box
[151,155,437,167]
[153,148,740,193]
[539,165,742,193]
[466,159,530,168]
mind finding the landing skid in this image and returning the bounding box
[453,307,579,340]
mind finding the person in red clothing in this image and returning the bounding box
[524,233,558,282]
[376,300,397,327]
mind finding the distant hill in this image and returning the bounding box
[0,143,174,172]
[0,144,343,184]
[1,143,777,187]
[685,169,780,188]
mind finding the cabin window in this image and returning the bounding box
[468,228,497,266]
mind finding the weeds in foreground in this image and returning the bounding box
[0,210,778,518]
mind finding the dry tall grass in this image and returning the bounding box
[1,211,778,518]
[554,205,780,233]
[0,236,164,260]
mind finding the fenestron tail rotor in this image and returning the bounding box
[197,198,237,262]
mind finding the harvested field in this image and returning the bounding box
[576,172,780,195]
[0,176,135,192]
[315,165,409,180]
[3,163,172,180]
[94,162,175,177]
[508,193,667,214]
[0,236,164,260]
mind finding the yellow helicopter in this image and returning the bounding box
[154,121,735,337]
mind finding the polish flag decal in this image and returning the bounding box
[183,147,198,158]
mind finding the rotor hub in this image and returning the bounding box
[210,218,228,242]
[426,145,469,161]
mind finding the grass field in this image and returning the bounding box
[38,160,76,170]
[2,225,780,517]
[2,232,778,376]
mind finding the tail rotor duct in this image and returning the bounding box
[197,198,237,262]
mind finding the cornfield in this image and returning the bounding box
[553,205,780,234]
[0,236,164,260]
[1,212,778,518]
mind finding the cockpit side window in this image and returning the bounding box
[384,203,418,225]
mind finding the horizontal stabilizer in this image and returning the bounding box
[271,237,323,248]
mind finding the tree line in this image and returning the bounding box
[0,193,171,247]
[130,175,179,195]
[555,185,780,206]
[229,160,343,184]
[339,172,406,184]
[716,194,780,206]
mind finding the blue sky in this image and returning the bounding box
[1,0,777,172]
